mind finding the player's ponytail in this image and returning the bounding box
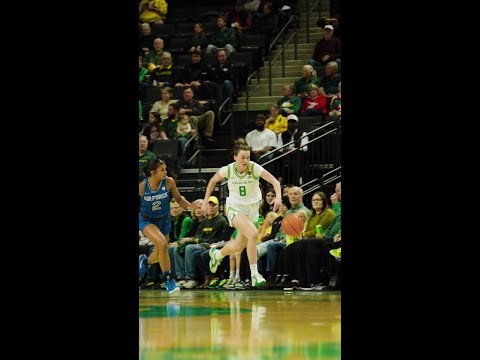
[233,137,250,155]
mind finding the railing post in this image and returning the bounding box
[306,0,310,43]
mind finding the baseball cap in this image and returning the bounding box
[208,196,219,205]
[324,25,334,31]
[287,114,299,122]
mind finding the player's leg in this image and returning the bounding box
[142,223,179,293]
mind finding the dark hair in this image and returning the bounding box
[170,102,181,112]
[281,195,291,209]
[144,158,165,177]
[233,137,250,155]
[312,191,329,212]
[260,187,276,216]
[150,112,161,122]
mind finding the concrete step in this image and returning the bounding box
[233,102,271,111]
[271,48,312,57]
[275,42,316,50]
[245,77,300,90]
[259,68,302,77]
[235,95,280,107]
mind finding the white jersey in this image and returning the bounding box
[218,161,265,206]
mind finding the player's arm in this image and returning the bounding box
[139,180,146,196]
[202,171,224,213]
[260,169,282,212]
[167,177,195,209]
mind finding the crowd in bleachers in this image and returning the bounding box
[139,0,342,292]
[139,181,341,291]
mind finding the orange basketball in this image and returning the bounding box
[281,214,305,237]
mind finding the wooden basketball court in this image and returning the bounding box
[140,289,341,359]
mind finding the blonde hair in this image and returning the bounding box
[191,199,204,220]
[265,211,279,221]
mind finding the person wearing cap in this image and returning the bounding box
[307,24,341,68]
[172,195,228,289]
[278,114,309,153]
[277,114,309,185]
[277,84,301,117]
[203,138,283,288]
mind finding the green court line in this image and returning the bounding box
[139,305,252,318]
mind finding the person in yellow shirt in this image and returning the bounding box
[139,0,168,25]
[265,104,288,136]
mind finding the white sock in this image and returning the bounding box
[230,270,235,279]
[250,264,259,277]
[215,249,225,260]
[234,270,240,279]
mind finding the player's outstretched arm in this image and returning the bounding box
[260,169,282,212]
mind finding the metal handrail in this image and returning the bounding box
[245,69,260,124]
[268,15,298,95]
[218,97,233,127]
[305,0,322,43]
[259,121,336,164]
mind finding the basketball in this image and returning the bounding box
[281,214,305,237]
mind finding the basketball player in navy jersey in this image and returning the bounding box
[139,158,197,293]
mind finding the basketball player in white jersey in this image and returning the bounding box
[202,138,282,287]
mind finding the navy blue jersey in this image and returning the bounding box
[140,178,170,219]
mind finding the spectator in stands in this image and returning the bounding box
[186,23,209,54]
[328,81,341,119]
[226,0,253,46]
[184,199,206,238]
[250,1,279,53]
[177,114,193,139]
[139,23,156,56]
[294,65,321,100]
[159,103,196,167]
[308,25,341,68]
[294,182,341,290]
[176,87,216,146]
[139,112,162,150]
[299,84,328,117]
[173,196,228,289]
[150,52,183,90]
[317,14,341,39]
[319,61,341,96]
[262,187,309,284]
[144,38,165,70]
[277,114,308,152]
[265,104,288,136]
[277,84,301,116]
[139,0,168,25]
[300,191,336,241]
[173,50,213,100]
[260,187,276,217]
[204,49,236,111]
[276,114,308,185]
[167,199,194,285]
[149,87,178,121]
[206,15,238,56]
[139,135,156,181]
[139,56,149,103]
[245,114,277,163]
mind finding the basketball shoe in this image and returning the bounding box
[209,248,223,273]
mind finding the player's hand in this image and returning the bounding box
[201,203,209,216]
[330,193,338,204]
[272,198,282,212]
